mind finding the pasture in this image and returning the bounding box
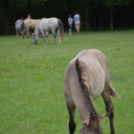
[0,30,134,134]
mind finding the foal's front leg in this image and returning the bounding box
[67,104,76,134]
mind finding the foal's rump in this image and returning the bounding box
[64,49,119,100]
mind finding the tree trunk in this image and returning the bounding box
[5,15,8,35]
[27,0,31,14]
[85,13,88,31]
[110,6,113,31]
[126,9,130,28]
[67,0,70,14]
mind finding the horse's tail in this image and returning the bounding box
[20,21,25,38]
[20,21,24,31]
[58,20,64,41]
[75,59,101,126]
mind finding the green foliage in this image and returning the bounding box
[0,30,134,133]
[103,0,132,7]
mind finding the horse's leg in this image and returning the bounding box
[101,87,115,134]
[67,103,76,134]
[53,32,56,45]
[26,30,28,38]
[46,32,49,38]
[51,29,56,44]
[23,28,25,39]
[29,30,31,38]
[41,30,46,45]
[57,29,61,44]
[28,29,30,38]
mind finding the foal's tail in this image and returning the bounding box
[58,20,64,41]
[110,84,120,98]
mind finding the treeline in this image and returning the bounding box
[0,0,134,35]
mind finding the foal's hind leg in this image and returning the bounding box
[101,87,115,134]
[67,104,76,134]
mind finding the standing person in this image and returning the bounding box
[73,11,80,34]
[68,14,73,35]
[15,18,23,39]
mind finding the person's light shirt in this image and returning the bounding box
[16,20,21,28]
[68,17,73,25]
[73,14,80,24]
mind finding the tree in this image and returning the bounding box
[80,0,90,30]
[103,0,132,31]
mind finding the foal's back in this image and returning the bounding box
[80,49,110,99]
[64,49,110,100]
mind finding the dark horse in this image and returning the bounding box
[64,49,120,134]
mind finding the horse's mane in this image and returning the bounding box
[75,59,101,127]
[34,21,40,35]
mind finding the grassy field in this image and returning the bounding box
[0,30,134,134]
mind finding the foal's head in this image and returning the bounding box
[32,33,38,44]
[80,113,109,134]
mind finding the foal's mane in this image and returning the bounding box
[75,59,101,127]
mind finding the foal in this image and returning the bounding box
[64,49,120,134]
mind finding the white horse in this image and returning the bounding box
[33,17,64,45]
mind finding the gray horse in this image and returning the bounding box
[33,17,64,45]
[64,49,120,134]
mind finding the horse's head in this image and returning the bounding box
[32,33,38,44]
[80,113,109,134]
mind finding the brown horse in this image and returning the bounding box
[20,19,48,38]
[20,19,40,38]
[64,49,120,134]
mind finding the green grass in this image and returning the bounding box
[0,30,134,134]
